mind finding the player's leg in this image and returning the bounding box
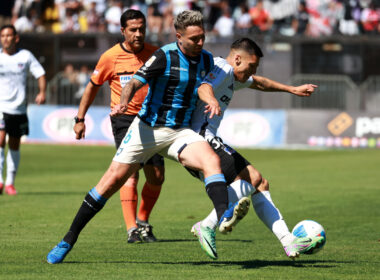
[0,128,5,194]
[47,117,154,264]
[120,172,142,243]
[111,114,142,243]
[4,136,21,195]
[47,161,140,264]
[137,154,165,242]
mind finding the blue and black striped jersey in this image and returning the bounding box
[133,42,214,128]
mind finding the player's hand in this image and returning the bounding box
[110,104,128,116]
[204,101,221,119]
[74,122,86,139]
[35,92,46,104]
[292,84,317,97]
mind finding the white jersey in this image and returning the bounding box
[191,57,253,140]
[0,48,45,114]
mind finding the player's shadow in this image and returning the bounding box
[19,191,86,196]
[65,259,341,269]
[156,238,253,243]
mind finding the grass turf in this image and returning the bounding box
[1,144,380,279]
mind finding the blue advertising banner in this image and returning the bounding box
[27,105,114,144]
[218,109,286,147]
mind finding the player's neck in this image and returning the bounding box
[2,46,17,55]
[121,42,143,54]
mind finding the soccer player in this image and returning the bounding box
[0,25,46,195]
[189,38,323,260]
[73,9,164,243]
[47,10,249,264]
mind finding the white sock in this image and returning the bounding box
[5,149,20,186]
[201,179,255,230]
[0,148,4,184]
[251,191,293,246]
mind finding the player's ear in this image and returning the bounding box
[176,32,182,42]
[235,54,241,66]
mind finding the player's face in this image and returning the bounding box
[176,25,205,57]
[0,28,18,52]
[121,18,146,53]
[234,51,260,83]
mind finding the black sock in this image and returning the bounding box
[205,181,228,222]
[63,193,105,246]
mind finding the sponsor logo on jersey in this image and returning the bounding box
[171,66,188,72]
[120,75,133,88]
[220,95,231,105]
[145,55,156,67]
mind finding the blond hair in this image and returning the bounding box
[174,10,204,31]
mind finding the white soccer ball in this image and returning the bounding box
[292,220,326,254]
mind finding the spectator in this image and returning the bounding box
[234,2,252,34]
[249,0,273,34]
[85,1,103,32]
[213,1,234,38]
[339,0,360,35]
[14,6,37,33]
[361,1,379,34]
[74,65,90,100]
[292,0,310,35]
[105,0,123,33]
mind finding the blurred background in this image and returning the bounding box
[1,0,380,148]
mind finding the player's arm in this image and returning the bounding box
[74,82,101,139]
[111,50,166,116]
[35,75,47,104]
[110,78,144,116]
[197,83,221,119]
[249,75,317,97]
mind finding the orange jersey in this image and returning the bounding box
[90,43,158,115]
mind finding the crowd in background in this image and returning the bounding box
[1,0,380,39]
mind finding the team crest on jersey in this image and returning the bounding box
[145,55,156,67]
[18,63,24,69]
[120,75,132,88]
[208,73,216,80]
[201,70,206,78]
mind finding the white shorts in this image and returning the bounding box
[113,117,206,164]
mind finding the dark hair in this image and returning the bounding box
[120,9,146,28]
[231,38,263,58]
[0,24,17,35]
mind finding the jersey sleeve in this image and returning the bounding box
[133,49,167,84]
[90,52,114,86]
[201,62,229,89]
[28,52,45,79]
[234,76,254,91]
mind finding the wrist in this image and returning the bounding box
[74,116,85,123]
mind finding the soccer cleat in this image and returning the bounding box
[218,197,250,234]
[284,236,324,259]
[127,228,142,243]
[191,222,217,260]
[0,183,3,195]
[5,184,17,195]
[137,221,157,242]
[47,240,72,264]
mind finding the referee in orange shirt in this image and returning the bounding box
[73,9,164,243]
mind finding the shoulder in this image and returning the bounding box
[213,57,232,74]
[102,43,122,58]
[144,43,159,53]
[160,42,177,53]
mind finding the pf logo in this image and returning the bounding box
[327,112,353,136]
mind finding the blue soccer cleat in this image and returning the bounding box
[218,197,250,234]
[47,240,72,264]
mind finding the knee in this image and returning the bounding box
[147,168,165,186]
[257,178,269,192]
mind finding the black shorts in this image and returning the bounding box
[0,112,29,137]
[186,136,250,185]
[110,114,164,167]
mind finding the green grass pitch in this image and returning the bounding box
[1,144,380,279]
